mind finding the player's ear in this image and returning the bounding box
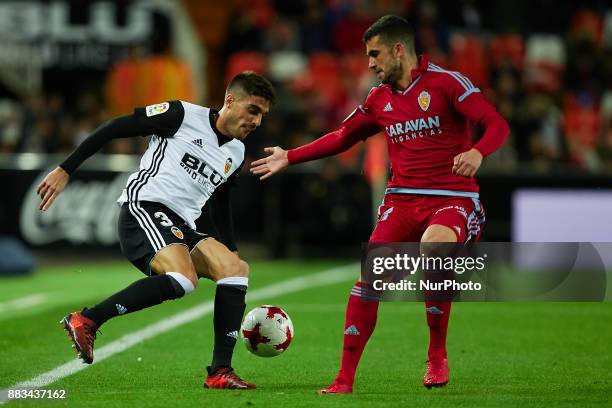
[393,42,404,58]
[225,93,235,109]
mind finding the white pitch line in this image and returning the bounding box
[0,263,357,404]
[0,293,48,313]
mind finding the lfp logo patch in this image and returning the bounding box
[418,91,430,111]
[224,158,233,174]
[146,102,170,117]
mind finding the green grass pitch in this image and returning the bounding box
[1,260,611,407]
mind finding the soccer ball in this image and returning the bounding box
[240,305,294,357]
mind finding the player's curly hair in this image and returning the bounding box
[363,15,415,54]
[227,71,276,106]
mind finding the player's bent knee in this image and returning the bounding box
[223,258,248,278]
[420,242,448,259]
[238,260,249,277]
[421,226,460,258]
[150,245,198,287]
[166,271,196,297]
[421,225,457,245]
[231,259,249,278]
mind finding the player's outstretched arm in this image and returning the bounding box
[37,103,182,211]
[250,147,289,180]
[37,166,70,211]
[251,123,377,181]
[37,115,146,211]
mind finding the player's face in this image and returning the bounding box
[227,94,270,140]
[366,36,403,86]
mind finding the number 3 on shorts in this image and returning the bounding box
[154,211,173,227]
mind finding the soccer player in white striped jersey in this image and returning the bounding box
[37,71,275,390]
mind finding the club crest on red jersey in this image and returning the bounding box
[418,91,431,111]
[171,226,184,239]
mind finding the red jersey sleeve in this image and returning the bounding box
[444,73,510,157]
[287,91,381,165]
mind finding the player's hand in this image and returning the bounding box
[452,148,483,178]
[37,166,69,211]
[250,147,289,180]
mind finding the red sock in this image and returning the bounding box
[425,301,451,360]
[336,281,380,385]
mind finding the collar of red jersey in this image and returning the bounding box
[411,54,430,79]
[386,54,430,94]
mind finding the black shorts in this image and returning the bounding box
[118,201,209,275]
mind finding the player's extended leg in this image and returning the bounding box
[320,198,414,395]
[62,244,197,364]
[318,279,380,395]
[420,224,457,389]
[190,238,254,390]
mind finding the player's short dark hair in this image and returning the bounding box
[227,71,276,105]
[363,15,415,53]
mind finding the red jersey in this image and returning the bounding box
[288,55,509,197]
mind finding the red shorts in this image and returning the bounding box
[370,194,485,243]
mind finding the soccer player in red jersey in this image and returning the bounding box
[251,15,509,393]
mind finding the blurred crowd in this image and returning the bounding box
[1,0,612,174]
[228,0,612,174]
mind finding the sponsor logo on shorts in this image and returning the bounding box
[171,226,184,239]
[434,205,468,219]
[145,102,169,117]
[379,206,394,222]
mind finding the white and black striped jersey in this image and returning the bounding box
[116,101,245,229]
